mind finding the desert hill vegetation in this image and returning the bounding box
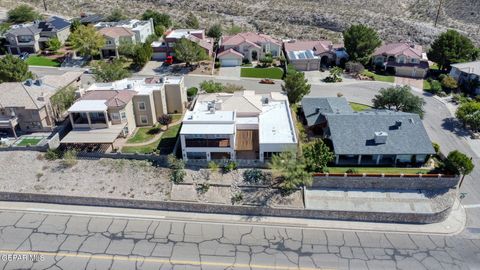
[1,0,479,46]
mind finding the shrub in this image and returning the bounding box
[196,182,210,194]
[200,80,223,93]
[223,83,244,93]
[170,169,186,184]
[208,161,219,172]
[345,168,359,174]
[438,74,447,82]
[429,80,442,95]
[242,58,250,65]
[441,75,458,90]
[158,114,173,128]
[243,168,266,184]
[432,142,440,154]
[45,149,62,160]
[214,62,220,69]
[222,161,237,173]
[231,192,243,205]
[187,87,198,97]
[62,150,78,167]
[345,61,364,75]
[167,154,186,184]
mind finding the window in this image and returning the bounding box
[17,35,33,43]
[140,115,148,124]
[120,111,126,120]
[138,102,146,111]
[168,42,175,48]
[111,113,120,120]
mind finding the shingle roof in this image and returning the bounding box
[221,32,280,46]
[326,111,434,155]
[451,61,480,77]
[6,25,41,36]
[98,27,134,38]
[373,43,423,58]
[301,97,353,126]
[81,90,137,109]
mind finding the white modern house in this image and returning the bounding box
[180,91,297,161]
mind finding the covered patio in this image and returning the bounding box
[61,123,127,150]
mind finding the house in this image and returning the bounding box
[449,61,480,95]
[95,19,155,58]
[151,29,214,61]
[78,13,105,25]
[60,76,187,146]
[372,43,429,78]
[217,32,282,67]
[180,91,297,161]
[283,40,348,71]
[97,27,136,58]
[0,71,83,137]
[5,16,71,54]
[301,97,435,166]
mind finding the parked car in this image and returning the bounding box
[259,78,275,84]
[19,52,29,61]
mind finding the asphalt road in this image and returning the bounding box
[0,209,479,270]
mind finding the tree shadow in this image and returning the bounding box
[441,117,471,137]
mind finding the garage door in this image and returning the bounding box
[152,52,166,61]
[220,59,241,67]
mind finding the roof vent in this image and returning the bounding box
[315,107,320,114]
[374,131,388,144]
[126,84,133,89]
[25,79,33,86]
[37,93,45,102]
[35,79,43,86]
[263,97,269,104]
[395,120,402,128]
[409,118,415,124]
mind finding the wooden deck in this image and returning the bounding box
[235,129,259,151]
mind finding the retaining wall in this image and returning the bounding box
[312,174,460,190]
[0,191,451,224]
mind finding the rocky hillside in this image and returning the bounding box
[1,0,479,46]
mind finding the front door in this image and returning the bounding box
[251,50,258,61]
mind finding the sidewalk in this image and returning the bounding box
[0,199,466,236]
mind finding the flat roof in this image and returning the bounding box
[166,29,204,39]
[180,123,235,135]
[68,100,107,112]
[61,124,126,144]
[259,100,297,144]
[236,117,259,125]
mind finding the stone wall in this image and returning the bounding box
[0,191,451,224]
[312,174,460,190]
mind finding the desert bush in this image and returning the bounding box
[222,161,238,173]
[243,168,266,184]
[208,161,219,172]
[44,149,62,160]
[62,150,78,167]
[345,61,364,75]
[187,87,198,97]
[231,192,243,205]
[167,154,186,184]
[196,182,210,194]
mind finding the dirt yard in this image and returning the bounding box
[0,151,304,208]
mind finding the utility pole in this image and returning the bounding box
[43,0,48,11]
[434,0,444,27]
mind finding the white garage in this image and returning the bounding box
[217,49,244,67]
[152,52,167,61]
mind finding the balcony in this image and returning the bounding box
[185,139,230,148]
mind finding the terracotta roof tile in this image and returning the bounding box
[98,27,134,38]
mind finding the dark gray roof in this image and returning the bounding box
[326,111,435,155]
[301,97,353,126]
[7,25,41,36]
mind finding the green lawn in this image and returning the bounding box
[122,124,181,154]
[349,102,371,112]
[171,114,183,122]
[16,138,42,146]
[362,70,394,83]
[26,56,61,67]
[240,67,284,79]
[327,167,431,174]
[126,125,161,144]
[423,79,432,92]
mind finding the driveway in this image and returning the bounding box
[218,66,241,78]
[135,61,164,76]
[395,76,424,89]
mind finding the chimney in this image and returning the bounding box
[374,131,388,144]
[37,92,45,102]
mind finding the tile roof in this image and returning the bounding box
[284,40,334,54]
[81,90,137,109]
[326,111,434,155]
[221,32,281,47]
[98,27,134,38]
[186,34,213,52]
[0,71,83,110]
[373,43,423,59]
[217,48,244,58]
